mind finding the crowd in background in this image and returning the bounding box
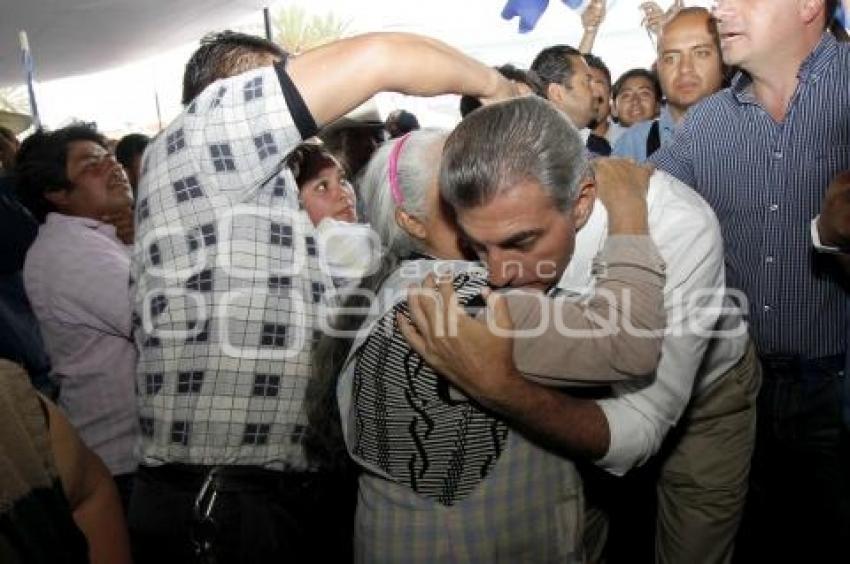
[1,1,849,563]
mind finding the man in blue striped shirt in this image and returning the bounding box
[651,0,849,561]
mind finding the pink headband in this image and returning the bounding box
[388,133,412,206]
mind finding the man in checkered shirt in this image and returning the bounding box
[127,30,515,562]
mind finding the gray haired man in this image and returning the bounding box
[402,96,759,563]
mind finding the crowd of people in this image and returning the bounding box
[1,0,849,562]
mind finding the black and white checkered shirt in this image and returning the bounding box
[131,62,332,470]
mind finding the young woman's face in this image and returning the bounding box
[300,162,358,225]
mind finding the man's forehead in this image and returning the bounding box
[619,78,654,92]
[456,181,557,236]
[661,13,715,49]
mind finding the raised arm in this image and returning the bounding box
[579,0,607,54]
[288,32,516,128]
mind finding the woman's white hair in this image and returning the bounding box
[358,128,449,256]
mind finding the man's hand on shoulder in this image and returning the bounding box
[592,158,652,235]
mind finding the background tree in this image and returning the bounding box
[271,5,352,54]
[0,86,27,113]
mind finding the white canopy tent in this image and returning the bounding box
[0,0,267,87]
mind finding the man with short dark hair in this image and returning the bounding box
[650,0,850,560]
[614,7,725,161]
[130,29,515,562]
[583,53,623,155]
[16,124,139,510]
[181,30,287,106]
[531,44,598,130]
[115,133,150,199]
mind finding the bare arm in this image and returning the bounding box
[288,32,515,128]
[472,367,611,460]
[45,397,132,564]
[640,1,683,42]
[578,0,606,54]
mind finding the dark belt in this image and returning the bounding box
[138,463,335,494]
[759,353,845,379]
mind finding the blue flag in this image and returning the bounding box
[501,0,590,33]
[19,31,41,130]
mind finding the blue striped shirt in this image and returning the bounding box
[651,34,849,357]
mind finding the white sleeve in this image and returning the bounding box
[594,198,725,476]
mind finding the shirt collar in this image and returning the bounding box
[730,32,837,104]
[658,105,678,136]
[45,212,118,238]
[556,173,664,294]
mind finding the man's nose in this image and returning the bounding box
[486,250,519,288]
[332,182,351,201]
[679,54,695,73]
[97,154,120,173]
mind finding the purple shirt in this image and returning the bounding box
[24,213,139,475]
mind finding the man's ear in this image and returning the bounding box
[798,0,825,25]
[571,177,597,231]
[610,100,619,120]
[395,208,428,241]
[546,82,565,105]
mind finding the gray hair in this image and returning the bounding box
[305,128,448,469]
[440,96,587,213]
[359,128,448,255]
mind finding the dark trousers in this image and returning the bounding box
[734,353,850,564]
[113,472,135,516]
[128,464,357,564]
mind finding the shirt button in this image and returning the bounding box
[773,151,783,159]
[763,304,772,312]
[769,203,779,212]
[765,256,775,264]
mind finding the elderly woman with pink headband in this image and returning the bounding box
[309,128,666,562]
